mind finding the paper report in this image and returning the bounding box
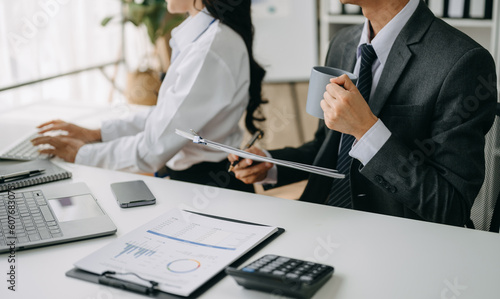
[74,209,277,296]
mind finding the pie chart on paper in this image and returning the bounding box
[167,259,201,273]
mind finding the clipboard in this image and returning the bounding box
[66,211,285,298]
[175,129,345,179]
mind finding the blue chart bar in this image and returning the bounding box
[115,242,156,258]
[146,230,236,251]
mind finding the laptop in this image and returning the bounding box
[0,182,117,253]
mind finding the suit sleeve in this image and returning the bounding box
[360,47,497,226]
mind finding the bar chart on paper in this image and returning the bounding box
[115,242,158,258]
[74,209,278,296]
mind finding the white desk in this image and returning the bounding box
[1,102,500,299]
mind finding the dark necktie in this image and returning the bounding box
[326,43,377,208]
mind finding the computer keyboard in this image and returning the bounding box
[0,189,62,247]
[0,133,51,160]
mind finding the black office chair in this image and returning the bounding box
[488,103,500,232]
[490,192,500,232]
[466,103,500,232]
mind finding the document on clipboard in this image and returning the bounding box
[175,129,345,179]
[70,209,280,297]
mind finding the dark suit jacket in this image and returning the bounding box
[270,1,497,226]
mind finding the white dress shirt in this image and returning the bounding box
[349,0,419,165]
[75,11,250,173]
[260,0,419,184]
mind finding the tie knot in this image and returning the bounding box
[360,43,377,65]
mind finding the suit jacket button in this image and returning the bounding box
[390,186,397,193]
[375,175,384,184]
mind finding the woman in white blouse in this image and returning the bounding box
[32,0,266,192]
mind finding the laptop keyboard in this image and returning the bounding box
[1,133,50,160]
[0,189,62,247]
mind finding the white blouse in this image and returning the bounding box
[75,11,250,172]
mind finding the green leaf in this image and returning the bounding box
[143,16,157,44]
[101,16,113,27]
[160,14,185,36]
[127,3,148,25]
[102,0,181,44]
[141,3,168,43]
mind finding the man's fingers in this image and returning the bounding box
[326,81,349,101]
[245,146,264,155]
[228,153,240,163]
[330,74,355,90]
[320,99,332,118]
[233,162,270,183]
[229,146,265,166]
[235,162,272,179]
[232,158,255,171]
[322,89,336,106]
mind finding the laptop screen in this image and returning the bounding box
[48,194,104,222]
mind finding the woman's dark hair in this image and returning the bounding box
[197,0,267,135]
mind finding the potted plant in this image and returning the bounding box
[102,0,184,105]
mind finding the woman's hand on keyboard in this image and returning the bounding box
[37,120,102,144]
[30,135,84,163]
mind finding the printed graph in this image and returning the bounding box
[167,259,201,273]
[115,241,158,259]
[146,215,258,250]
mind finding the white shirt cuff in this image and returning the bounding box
[256,149,278,185]
[100,120,119,142]
[349,119,391,165]
[74,143,94,165]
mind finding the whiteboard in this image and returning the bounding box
[251,0,318,82]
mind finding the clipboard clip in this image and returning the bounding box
[190,129,207,145]
[99,271,158,295]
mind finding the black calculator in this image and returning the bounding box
[226,254,334,298]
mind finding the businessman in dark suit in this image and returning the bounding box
[229,0,497,227]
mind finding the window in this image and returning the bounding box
[0,0,151,107]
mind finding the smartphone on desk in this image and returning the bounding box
[110,180,156,208]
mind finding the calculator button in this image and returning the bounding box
[285,273,299,279]
[242,267,255,272]
[263,255,277,260]
[276,257,290,263]
[299,275,313,283]
[272,270,285,276]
